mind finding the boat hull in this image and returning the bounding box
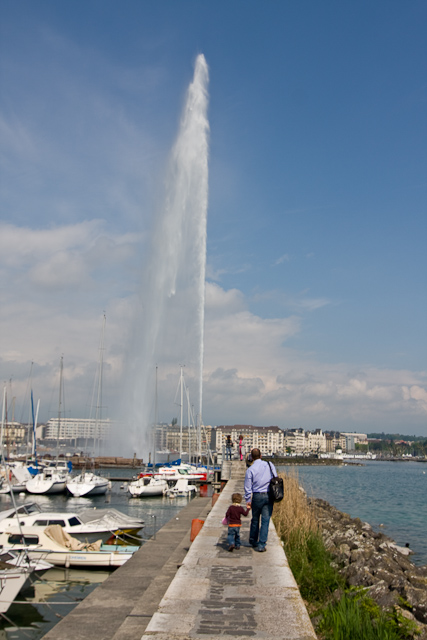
[26,479,66,494]
[25,548,135,568]
[66,479,109,497]
[0,567,31,614]
[127,478,167,498]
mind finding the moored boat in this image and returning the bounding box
[127,476,168,497]
[166,477,197,497]
[0,561,34,614]
[66,471,110,497]
[0,502,144,544]
[0,524,139,568]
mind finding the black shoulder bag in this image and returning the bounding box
[267,461,284,502]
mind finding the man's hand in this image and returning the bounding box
[246,502,251,509]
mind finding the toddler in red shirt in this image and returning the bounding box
[225,492,250,551]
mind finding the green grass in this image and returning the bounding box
[283,529,343,603]
[318,592,419,640]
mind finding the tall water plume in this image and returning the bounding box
[122,55,209,456]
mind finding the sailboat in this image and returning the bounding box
[26,357,69,495]
[67,314,109,497]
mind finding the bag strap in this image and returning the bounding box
[266,461,274,479]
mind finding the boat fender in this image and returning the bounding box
[65,555,70,568]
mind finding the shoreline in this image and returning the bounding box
[311,496,427,632]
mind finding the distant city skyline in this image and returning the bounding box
[0,1,426,439]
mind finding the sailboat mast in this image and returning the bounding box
[179,366,183,461]
[95,313,106,457]
[153,365,158,468]
[0,387,6,466]
[56,356,63,465]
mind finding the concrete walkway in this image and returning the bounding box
[43,462,317,639]
[141,461,316,639]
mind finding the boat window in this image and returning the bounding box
[8,534,39,545]
[26,504,42,514]
[48,520,66,527]
[68,517,81,527]
[178,469,188,475]
[143,478,151,486]
[34,520,49,527]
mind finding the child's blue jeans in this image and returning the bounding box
[227,526,241,547]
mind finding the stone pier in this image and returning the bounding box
[44,461,316,639]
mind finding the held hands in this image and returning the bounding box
[246,502,251,510]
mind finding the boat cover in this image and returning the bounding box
[45,525,102,551]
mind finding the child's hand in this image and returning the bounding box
[247,503,251,510]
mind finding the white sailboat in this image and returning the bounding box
[27,357,69,495]
[67,471,110,497]
[67,314,109,498]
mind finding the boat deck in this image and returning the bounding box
[44,461,316,639]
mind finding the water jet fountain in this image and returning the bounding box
[120,54,209,458]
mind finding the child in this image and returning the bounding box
[225,492,250,552]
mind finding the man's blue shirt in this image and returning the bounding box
[244,458,277,502]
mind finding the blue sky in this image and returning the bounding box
[1,1,426,440]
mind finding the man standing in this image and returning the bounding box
[244,448,277,552]
[225,435,233,460]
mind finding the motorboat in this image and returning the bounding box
[127,476,168,498]
[166,477,197,497]
[0,524,139,568]
[154,463,207,482]
[0,560,34,614]
[66,471,110,497]
[0,502,144,544]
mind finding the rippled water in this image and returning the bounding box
[277,460,427,565]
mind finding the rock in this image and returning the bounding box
[312,496,427,626]
[380,541,413,556]
[404,586,427,624]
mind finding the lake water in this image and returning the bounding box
[277,460,427,566]
[0,469,202,639]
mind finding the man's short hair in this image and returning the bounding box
[251,448,261,460]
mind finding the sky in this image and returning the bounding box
[0,1,426,445]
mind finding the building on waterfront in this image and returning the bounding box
[2,421,27,445]
[153,422,213,458]
[325,431,346,452]
[43,417,112,446]
[284,428,306,454]
[212,425,284,456]
[340,432,368,452]
[284,429,327,454]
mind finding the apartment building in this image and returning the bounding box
[340,432,368,452]
[213,425,284,456]
[44,417,112,443]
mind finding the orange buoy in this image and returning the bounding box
[190,518,204,542]
[199,483,208,497]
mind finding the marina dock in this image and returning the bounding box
[44,461,316,639]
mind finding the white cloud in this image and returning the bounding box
[274,254,291,265]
